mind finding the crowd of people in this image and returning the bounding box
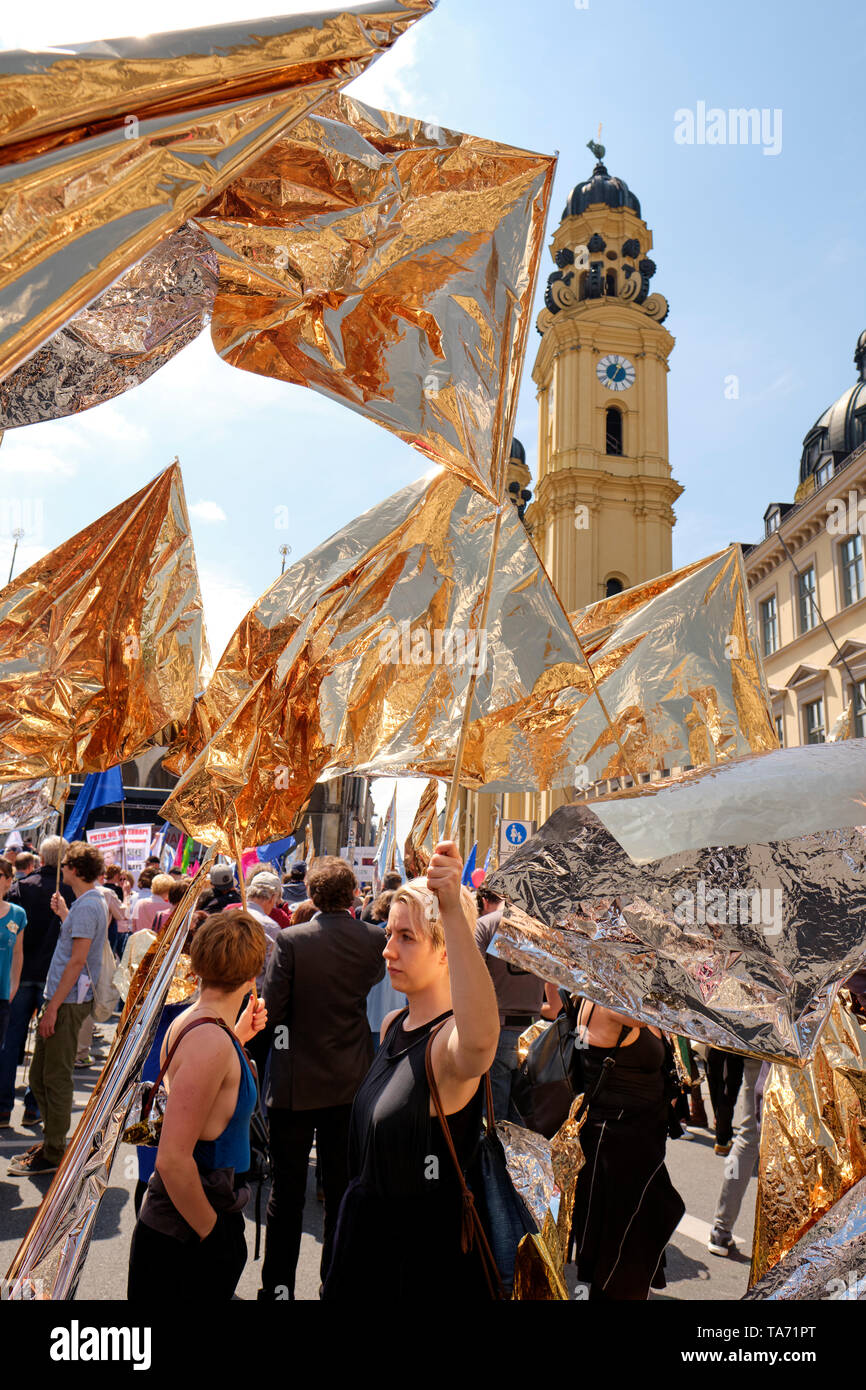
[0,831,769,1300]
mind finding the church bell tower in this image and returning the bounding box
[527,141,682,612]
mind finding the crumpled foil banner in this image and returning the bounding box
[195,91,555,503]
[403,776,439,877]
[487,799,866,1063]
[0,2,435,384]
[568,737,866,865]
[0,223,218,428]
[567,546,776,779]
[500,1098,586,1300]
[161,478,778,853]
[745,1171,866,1300]
[749,995,866,1286]
[0,463,211,779]
[0,775,68,831]
[4,866,211,1298]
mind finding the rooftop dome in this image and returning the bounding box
[509,437,526,464]
[799,332,866,484]
[563,161,641,220]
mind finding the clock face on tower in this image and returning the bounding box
[597,354,635,392]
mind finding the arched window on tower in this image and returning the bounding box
[605,577,625,598]
[605,406,623,456]
[605,269,617,296]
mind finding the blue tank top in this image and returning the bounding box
[191,1027,257,1175]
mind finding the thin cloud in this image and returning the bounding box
[189,499,227,524]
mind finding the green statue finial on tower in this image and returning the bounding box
[587,123,605,163]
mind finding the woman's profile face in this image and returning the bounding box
[383,901,445,994]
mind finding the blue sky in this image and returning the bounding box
[2,0,864,838]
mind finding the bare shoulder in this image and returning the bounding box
[165,1017,234,1069]
[379,1007,406,1043]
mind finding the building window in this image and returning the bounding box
[605,269,617,296]
[605,577,624,597]
[797,566,817,633]
[840,534,864,607]
[760,594,778,656]
[774,714,784,747]
[853,680,866,739]
[803,697,825,744]
[605,407,623,456]
[765,509,780,538]
[815,459,833,488]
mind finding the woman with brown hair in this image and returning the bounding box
[322,841,500,1301]
[127,911,268,1301]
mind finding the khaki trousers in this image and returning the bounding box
[29,1000,92,1164]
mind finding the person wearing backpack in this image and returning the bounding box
[7,841,108,1177]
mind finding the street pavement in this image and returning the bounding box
[0,1023,754,1302]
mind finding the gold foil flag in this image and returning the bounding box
[0,463,210,779]
[161,476,774,853]
[749,993,866,1286]
[0,3,436,383]
[195,92,555,501]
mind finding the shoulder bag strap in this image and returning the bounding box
[141,1017,234,1121]
[424,1022,506,1301]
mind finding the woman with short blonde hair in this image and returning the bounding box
[322,843,500,1301]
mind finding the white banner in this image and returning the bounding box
[86,824,152,884]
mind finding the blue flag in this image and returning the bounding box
[64,766,125,841]
[461,842,477,886]
[483,846,492,873]
[257,835,296,871]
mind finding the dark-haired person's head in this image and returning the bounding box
[167,877,192,906]
[61,841,105,887]
[145,855,160,868]
[382,871,403,892]
[290,899,317,925]
[14,852,36,876]
[477,887,503,916]
[371,890,395,924]
[306,856,357,914]
[189,911,267,993]
[137,867,156,890]
[0,857,13,894]
[105,864,122,883]
[287,861,307,882]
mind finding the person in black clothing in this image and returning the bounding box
[0,836,73,1126]
[322,842,500,1302]
[705,1048,745,1155]
[260,856,386,1300]
[570,999,685,1300]
[202,865,241,915]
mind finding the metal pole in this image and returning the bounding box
[7,528,24,585]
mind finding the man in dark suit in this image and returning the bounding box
[260,855,385,1300]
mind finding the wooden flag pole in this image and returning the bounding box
[55,801,66,894]
[442,505,504,847]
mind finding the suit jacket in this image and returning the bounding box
[263,910,386,1111]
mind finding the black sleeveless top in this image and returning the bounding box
[348,1008,483,1194]
[322,1008,491,1301]
[579,1003,667,1117]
